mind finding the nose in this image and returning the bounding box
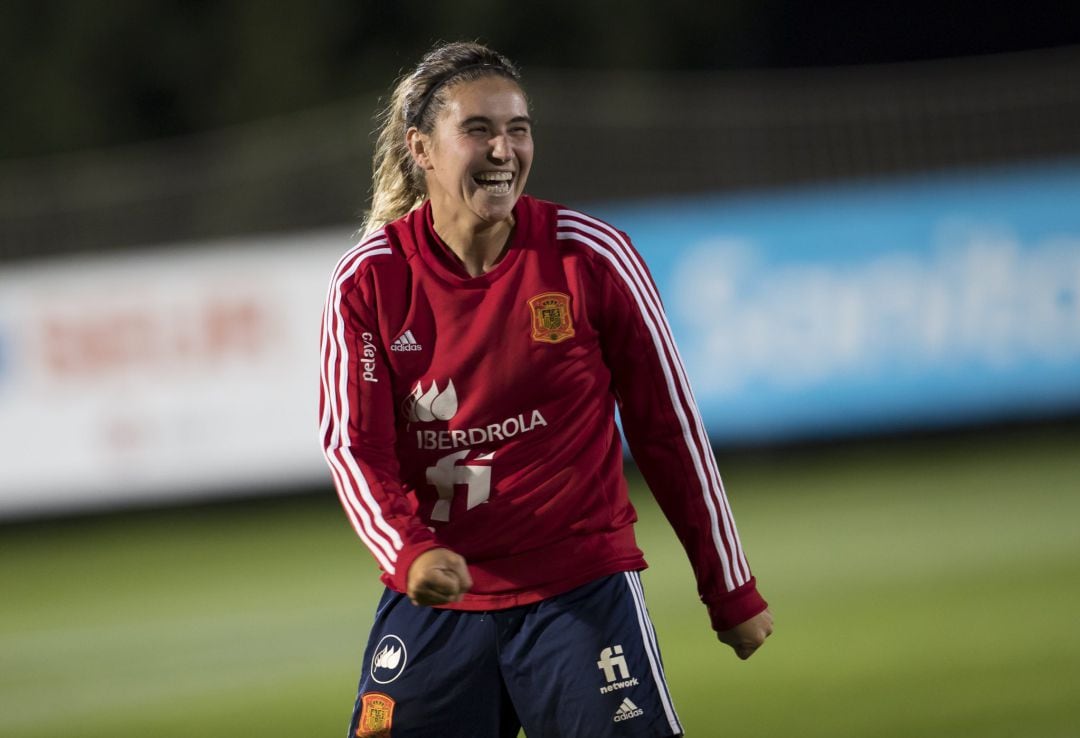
[489,134,512,162]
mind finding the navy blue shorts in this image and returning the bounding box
[347,571,684,738]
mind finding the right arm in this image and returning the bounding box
[319,241,452,597]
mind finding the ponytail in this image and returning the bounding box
[364,82,424,237]
[362,41,523,235]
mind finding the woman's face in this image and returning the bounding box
[411,75,533,227]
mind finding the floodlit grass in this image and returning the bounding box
[1,427,1078,737]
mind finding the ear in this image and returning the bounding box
[406,127,434,171]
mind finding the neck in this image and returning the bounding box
[431,206,515,278]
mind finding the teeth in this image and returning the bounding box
[478,181,511,194]
[475,172,512,182]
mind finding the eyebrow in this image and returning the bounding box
[459,115,533,127]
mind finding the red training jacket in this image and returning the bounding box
[319,195,766,631]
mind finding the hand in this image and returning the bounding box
[717,609,773,660]
[406,548,473,606]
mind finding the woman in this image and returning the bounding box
[320,41,772,738]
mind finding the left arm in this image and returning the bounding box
[577,217,771,653]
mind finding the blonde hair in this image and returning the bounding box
[362,41,523,236]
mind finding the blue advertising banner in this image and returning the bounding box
[590,161,1080,443]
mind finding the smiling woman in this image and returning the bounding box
[319,41,772,738]
[363,43,531,273]
[405,74,533,275]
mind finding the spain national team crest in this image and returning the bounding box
[528,292,575,344]
[356,692,395,737]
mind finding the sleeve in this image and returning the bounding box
[319,250,440,592]
[593,230,768,633]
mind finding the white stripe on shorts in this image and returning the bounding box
[624,571,683,735]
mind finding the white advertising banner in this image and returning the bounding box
[0,230,352,517]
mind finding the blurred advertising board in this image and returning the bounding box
[0,231,348,516]
[1,161,1078,515]
[595,161,1080,443]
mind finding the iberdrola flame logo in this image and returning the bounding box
[402,379,458,422]
[373,644,402,670]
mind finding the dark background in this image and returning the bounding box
[3,0,1079,160]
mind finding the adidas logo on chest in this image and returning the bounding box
[391,330,423,352]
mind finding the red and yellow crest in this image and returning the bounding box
[356,692,395,737]
[528,292,575,344]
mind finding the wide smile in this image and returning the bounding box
[472,170,514,196]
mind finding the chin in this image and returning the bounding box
[473,196,518,223]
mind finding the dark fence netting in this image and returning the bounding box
[2,46,1079,262]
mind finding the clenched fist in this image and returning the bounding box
[406,548,473,606]
[718,609,774,660]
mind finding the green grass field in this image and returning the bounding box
[2,426,1078,737]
